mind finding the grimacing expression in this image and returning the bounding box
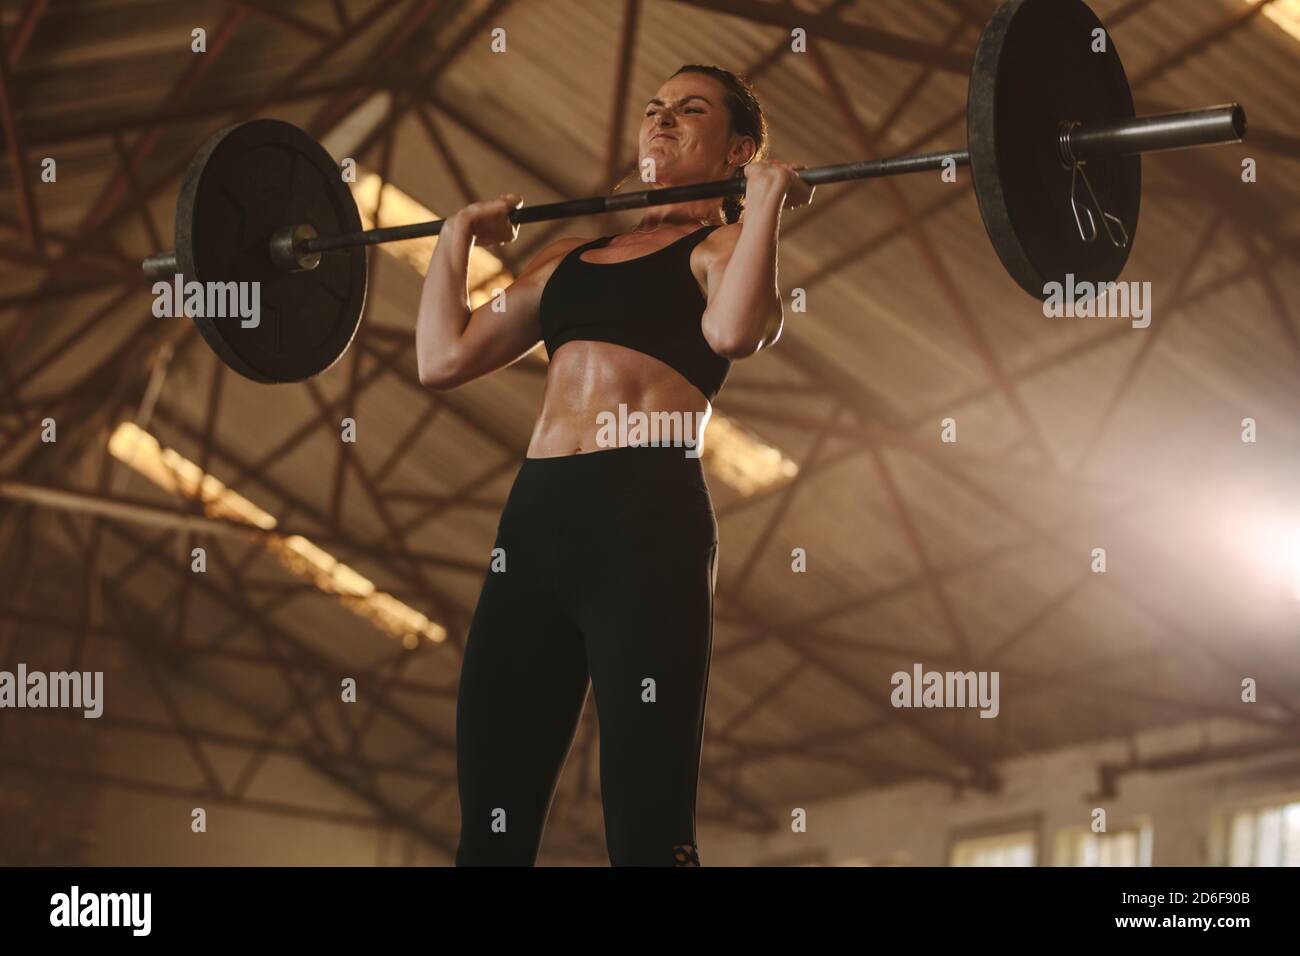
[639,73,756,186]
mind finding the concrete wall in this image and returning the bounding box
[700,718,1300,866]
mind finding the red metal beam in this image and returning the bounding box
[5,0,49,68]
[0,13,42,252]
[604,0,641,187]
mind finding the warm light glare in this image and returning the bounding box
[108,422,447,644]
[1238,514,1300,601]
[701,415,799,496]
[1245,0,1300,41]
[1263,522,1300,601]
[1286,528,1300,601]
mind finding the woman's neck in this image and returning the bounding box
[633,197,725,232]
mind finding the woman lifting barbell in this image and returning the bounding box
[129,0,1249,867]
[416,64,812,866]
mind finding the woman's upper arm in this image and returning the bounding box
[434,237,585,386]
[700,223,783,354]
[701,223,742,303]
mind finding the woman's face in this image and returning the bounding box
[639,72,755,186]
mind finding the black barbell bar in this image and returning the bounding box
[141,104,1245,281]
[301,148,972,256]
[1062,103,1246,162]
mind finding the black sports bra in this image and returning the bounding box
[537,224,731,401]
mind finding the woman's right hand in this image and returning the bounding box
[450,193,523,245]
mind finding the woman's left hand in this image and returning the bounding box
[744,159,815,211]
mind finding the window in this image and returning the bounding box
[949,830,1037,867]
[1054,820,1153,866]
[1223,798,1300,866]
[835,852,911,866]
[757,849,829,867]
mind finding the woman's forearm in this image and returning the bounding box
[701,186,784,357]
[416,218,475,383]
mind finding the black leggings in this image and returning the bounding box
[455,444,718,866]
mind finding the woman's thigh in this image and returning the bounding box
[455,501,591,865]
[575,479,719,864]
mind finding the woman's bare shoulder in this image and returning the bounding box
[685,223,738,293]
[697,221,742,266]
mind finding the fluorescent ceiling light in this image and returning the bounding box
[108,422,447,647]
[351,171,507,307]
[1245,0,1300,41]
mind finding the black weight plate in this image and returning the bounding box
[969,0,1141,300]
[175,119,366,383]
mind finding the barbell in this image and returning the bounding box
[140,0,1248,384]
